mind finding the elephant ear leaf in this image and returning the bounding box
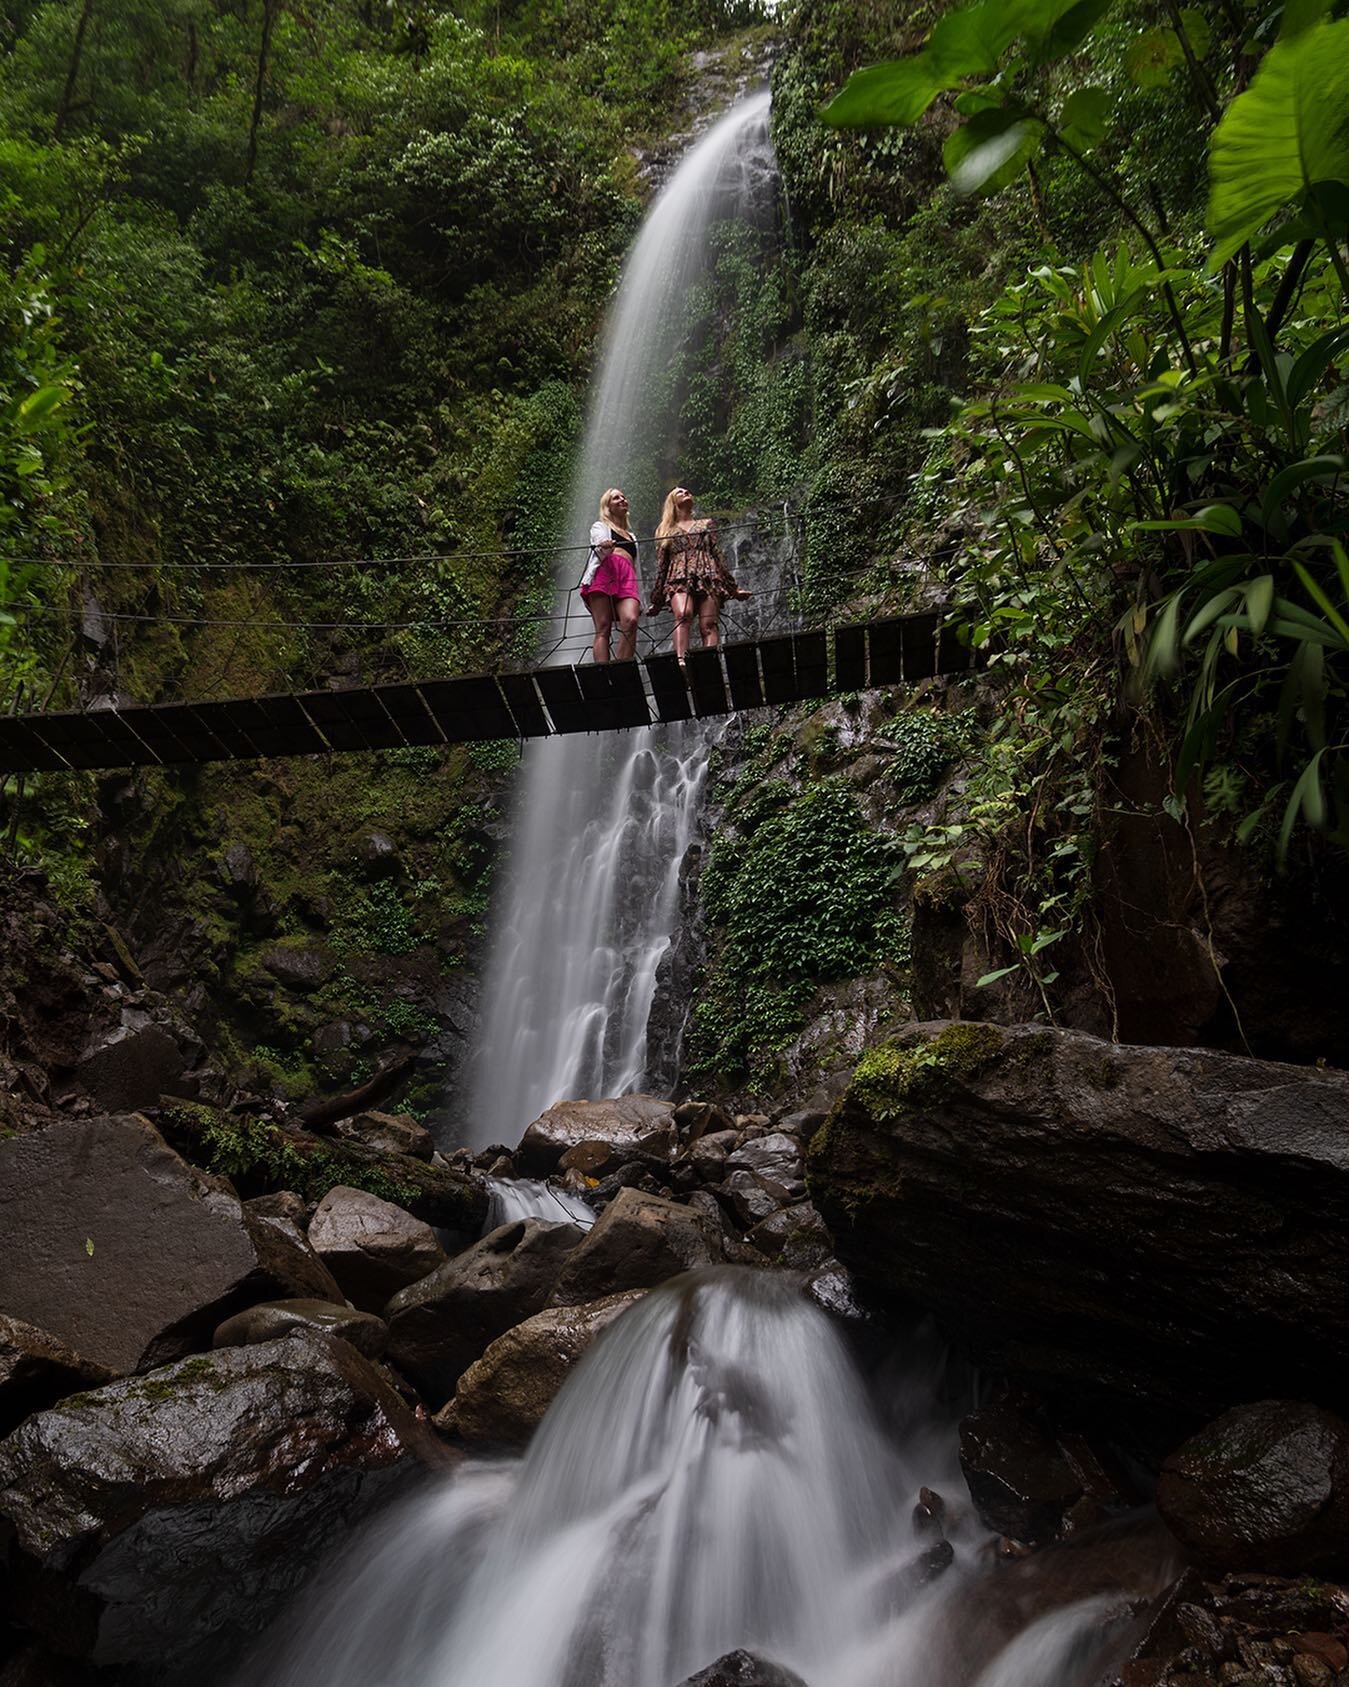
[1207,19,1349,268]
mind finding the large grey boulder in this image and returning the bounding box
[0,1332,442,1681]
[307,1185,446,1311]
[385,1218,583,1404]
[438,1291,645,1445]
[1157,1401,1349,1576]
[958,1406,1083,1543]
[517,1093,677,1175]
[548,1187,721,1307]
[0,1315,113,1437]
[808,1022,1349,1412]
[0,1114,345,1375]
[76,1015,186,1112]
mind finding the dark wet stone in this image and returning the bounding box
[548,1187,721,1306]
[438,1291,645,1446]
[385,1218,583,1404]
[0,1114,341,1375]
[958,1405,1082,1542]
[211,1299,388,1359]
[307,1185,446,1312]
[0,1333,442,1679]
[745,1203,832,1270]
[809,1021,1349,1413]
[1157,1401,1349,1576]
[517,1094,677,1175]
[0,1314,113,1437]
[333,1109,434,1162]
[675,1650,811,1687]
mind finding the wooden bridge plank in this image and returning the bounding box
[495,673,550,739]
[723,638,764,710]
[30,711,127,769]
[152,704,236,762]
[901,612,939,680]
[0,717,70,772]
[684,648,729,718]
[833,624,866,693]
[758,634,798,705]
[371,684,445,748]
[576,662,651,732]
[535,666,591,735]
[80,709,161,764]
[868,619,903,686]
[297,690,381,752]
[793,630,829,701]
[644,652,692,722]
[196,701,265,759]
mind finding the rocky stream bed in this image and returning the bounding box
[0,1019,1347,1685]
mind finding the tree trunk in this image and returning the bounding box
[243,0,277,185]
[53,0,94,138]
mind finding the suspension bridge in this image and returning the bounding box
[0,610,977,775]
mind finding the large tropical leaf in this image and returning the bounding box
[1207,20,1349,267]
[823,0,1114,128]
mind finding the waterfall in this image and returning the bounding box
[462,91,782,1150]
[237,1269,1171,1687]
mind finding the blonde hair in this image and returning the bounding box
[598,488,632,534]
[656,489,685,539]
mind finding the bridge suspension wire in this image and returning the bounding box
[0,554,947,636]
[0,488,914,574]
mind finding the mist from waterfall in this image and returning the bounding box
[237,1269,1173,1687]
[461,91,781,1149]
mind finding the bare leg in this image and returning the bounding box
[698,594,721,649]
[614,597,640,662]
[670,590,694,662]
[586,593,614,664]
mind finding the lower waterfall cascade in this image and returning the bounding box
[239,1270,1176,1687]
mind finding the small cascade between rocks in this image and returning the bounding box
[462,90,785,1150]
[483,1175,595,1232]
[240,1269,1172,1687]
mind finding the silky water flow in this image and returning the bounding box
[462,91,786,1150]
[239,1269,1174,1687]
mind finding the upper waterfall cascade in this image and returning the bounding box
[462,91,783,1149]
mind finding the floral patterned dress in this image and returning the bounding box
[649,519,742,612]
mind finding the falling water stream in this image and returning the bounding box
[463,91,782,1150]
[241,1271,1174,1687]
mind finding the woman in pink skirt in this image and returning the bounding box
[578,488,641,663]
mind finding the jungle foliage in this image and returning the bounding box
[765,0,1348,1018]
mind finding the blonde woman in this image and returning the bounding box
[648,487,750,662]
[578,488,641,663]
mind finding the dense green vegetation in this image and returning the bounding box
[1,0,1345,1097]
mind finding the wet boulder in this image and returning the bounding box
[0,1315,113,1437]
[548,1187,721,1306]
[675,1651,811,1687]
[716,1169,792,1229]
[0,1332,441,1680]
[76,1015,187,1113]
[307,1185,446,1312]
[745,1203,833,1270]
[0,1114,344,1375]
[726,1131,803,1184]
[438,1290,645,1446]
[958,1406,1083,1543]
[385,1218,584,1405]
[809,1022,1349,1412]
[332,1109,434,1162]
[212,1298,388,1359]
[1157,1401,1349,1576]
[517,1094,677,1175]
[672,1099,736,1143]
[687,1129,740,1181]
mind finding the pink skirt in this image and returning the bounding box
[580,552,640,603]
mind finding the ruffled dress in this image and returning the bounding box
[649,519,741,612]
